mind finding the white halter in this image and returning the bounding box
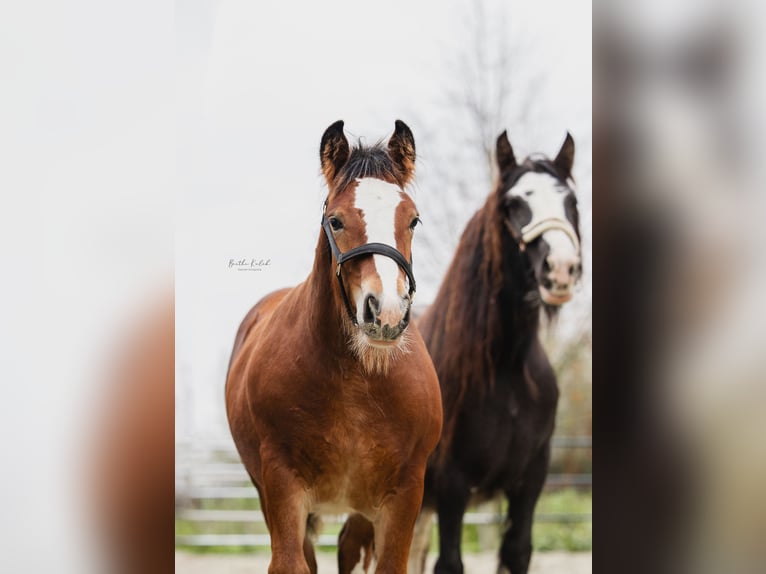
[507,171,580,251]
[521,217,580,251]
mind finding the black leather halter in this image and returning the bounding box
[321,214,416,326]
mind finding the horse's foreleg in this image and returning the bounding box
[373,477,427,574]
[304,516,318,574]
[499,445,550,574]
[259,465,311,574]
[433,474,469,574]
[407,507,434,574]
[338,513,375,573]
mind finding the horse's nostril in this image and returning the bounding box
[401,305,411,328]
[364,294,379,324]
[367,294,380,313]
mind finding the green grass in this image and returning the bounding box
[430,489,591,553]
[175,488,591,554]
[531,489,592,551]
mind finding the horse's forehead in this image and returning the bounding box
[352,178,411,216]
[508,171,573,215]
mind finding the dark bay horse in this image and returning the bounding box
[226,120,442,574]
[414,131,581,574]
[340,131,582,574]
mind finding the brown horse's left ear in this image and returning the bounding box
[320,120,350,184]
[388,120,416,186]
[554,132,575,176]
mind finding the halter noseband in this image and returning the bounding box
[321,214,416,326]
[520,217,580,251]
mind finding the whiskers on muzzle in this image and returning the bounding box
[346,321,412,375]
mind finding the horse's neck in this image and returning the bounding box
[494,243,541,363]
[303,232,351,357]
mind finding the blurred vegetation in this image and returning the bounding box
[531,489,592,551]
[548,323,592,476]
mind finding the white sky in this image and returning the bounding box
[175,0,592,438]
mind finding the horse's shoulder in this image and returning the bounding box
[227,287,294,380]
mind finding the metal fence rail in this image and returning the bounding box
[175,436,592,548]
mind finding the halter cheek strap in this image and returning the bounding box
[321,215,416,326]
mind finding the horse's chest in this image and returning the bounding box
[310,416,402,512]
[255,372,418,509]
[456,382,556,485]
[324,405,402,469]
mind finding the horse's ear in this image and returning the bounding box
[554,132,575,176]
[496,130,517,174]
[320,120,350,184]
[388,120,416,186]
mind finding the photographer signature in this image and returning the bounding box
[228,258,272,271]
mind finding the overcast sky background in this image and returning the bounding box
[176,0,592,439]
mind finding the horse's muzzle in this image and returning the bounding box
[360,304,411,341]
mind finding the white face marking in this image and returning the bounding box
[543,228,579,268]
[507,171,570,227]
[353,178,406,325]
[507,171,580,267]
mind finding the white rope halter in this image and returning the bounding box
[521,216,580,251]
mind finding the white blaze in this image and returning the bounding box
[353,178,405,325]
[507,171,579,266]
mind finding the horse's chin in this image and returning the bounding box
[539,286,573,306]
[348,329,411,375]
[364,336,400,349]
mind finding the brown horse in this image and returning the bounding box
[339,131,582,574]
[226,120,443,574]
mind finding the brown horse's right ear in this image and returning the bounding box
[496,130,517,174]
[320,120,350,184]
[388,120,416,186]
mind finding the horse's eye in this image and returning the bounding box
[329,216,344,231]
[409,217,421,231]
